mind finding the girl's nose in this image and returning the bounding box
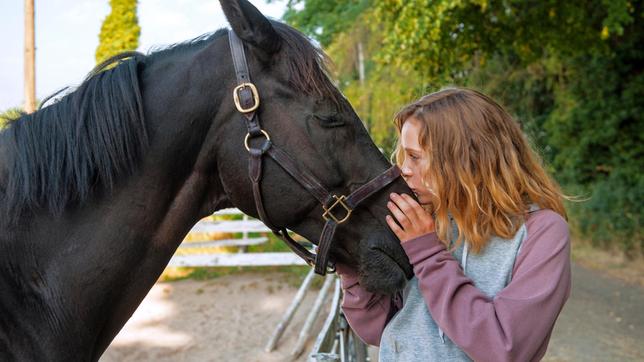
[401,165,413,178]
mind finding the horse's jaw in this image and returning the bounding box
[357,235,413,296]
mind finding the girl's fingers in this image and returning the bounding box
[389,193,417,223]
[385,215,404,239]
[387,200,411,228]
[400,193,429,222]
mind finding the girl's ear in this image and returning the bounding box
[219,0,282,58]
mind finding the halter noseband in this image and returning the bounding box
[228,30,401,275]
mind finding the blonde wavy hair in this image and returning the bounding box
[394,87,567,253]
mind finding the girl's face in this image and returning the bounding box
[400,118,435,207]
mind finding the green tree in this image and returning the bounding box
[0,107,23,129]
[95,0,140,64]
[285,0,643,253]
[283,0,370,47]
[284,2,423,154]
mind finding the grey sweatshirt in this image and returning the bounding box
[337,209,571,362]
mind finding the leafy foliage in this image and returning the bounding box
[284,0,643,253]
[95,0,140,64]
[0,107,23,130]
[283,0,371,47]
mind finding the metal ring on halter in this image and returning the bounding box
[244,129,271,152]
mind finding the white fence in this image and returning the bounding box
[168,208,308,267]
[166,208,368,361]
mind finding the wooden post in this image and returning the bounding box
[357,41,365,87]
[265,268,316,352]
[291,274,335,358]
[24,0,36,113]
[308,278,342,362]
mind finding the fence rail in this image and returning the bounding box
[168,252,308,267]
[167,208,309,267]
[167,208,368,361]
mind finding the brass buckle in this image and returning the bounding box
[233,83,260,113]
[244,130,271,151]
[322,195,352,224]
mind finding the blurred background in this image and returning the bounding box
[1,1,642,361]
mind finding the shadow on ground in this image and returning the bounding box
[101,263,644,361]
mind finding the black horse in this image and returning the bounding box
[0,1,412,360]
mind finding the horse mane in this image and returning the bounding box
[0,22,338,221]
[1,53,148,219]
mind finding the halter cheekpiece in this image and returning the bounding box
[228,30,402,275]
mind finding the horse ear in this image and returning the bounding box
[219,0,281,55]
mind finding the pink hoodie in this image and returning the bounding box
[337,209,571,361]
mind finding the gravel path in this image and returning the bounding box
[100,262,644,361]
[543,263,644,361]
[100,272,328,362]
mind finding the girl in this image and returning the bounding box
[337,87,571,361]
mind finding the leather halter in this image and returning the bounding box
[228,30,402,275]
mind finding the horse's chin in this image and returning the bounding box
[359,247,411,296]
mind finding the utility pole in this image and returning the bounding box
[24,0,36,113]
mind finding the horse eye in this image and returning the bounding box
[315,115,345,128]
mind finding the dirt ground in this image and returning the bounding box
[100,262,644,362]
[542,263,644,362]
[100,272,335,362]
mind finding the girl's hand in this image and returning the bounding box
[386,193,436,243]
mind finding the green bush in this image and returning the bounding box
[284,0,643,254]
[0,107,23,129]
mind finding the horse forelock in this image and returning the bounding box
[271,22,342,107]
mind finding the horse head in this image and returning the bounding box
[209,0,413,294]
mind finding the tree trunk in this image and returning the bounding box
[24,0,36,113]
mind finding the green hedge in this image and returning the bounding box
[284,0,643,254]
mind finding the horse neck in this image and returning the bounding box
[0,36,236,360]
[84,38,237,356]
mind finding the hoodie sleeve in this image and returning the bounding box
[402,209,571,362]
[336,263,402,346]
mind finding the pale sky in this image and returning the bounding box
[0,0,287,111]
